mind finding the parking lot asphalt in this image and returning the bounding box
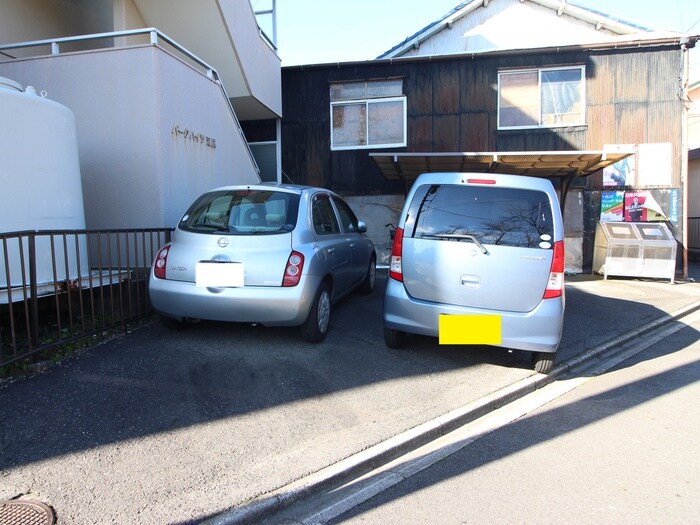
[1,264,699,524]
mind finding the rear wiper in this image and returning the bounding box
[425,233,489,254]
[191,224,232,232]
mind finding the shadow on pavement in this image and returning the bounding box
[0,270,697,523]
[0,276,693,472]
[322,325,700,523]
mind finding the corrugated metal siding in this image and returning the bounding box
[583,48,682,185]
[497,129,587,151]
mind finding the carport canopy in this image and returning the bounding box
[370,150,634,186]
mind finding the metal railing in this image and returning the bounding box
[1,228,172,369]
[0,27,216,76]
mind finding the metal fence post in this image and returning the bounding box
[28,232,39,348]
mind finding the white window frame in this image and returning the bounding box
[497,65,586,130]
[330,96,407,151]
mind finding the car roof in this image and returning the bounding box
[204,182,331,195]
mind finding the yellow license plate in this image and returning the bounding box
[439,314,502,345]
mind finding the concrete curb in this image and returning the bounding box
[206,299,700,525]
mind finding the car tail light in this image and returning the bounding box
[283,251,305,287]
[389,227,404,282]
[154,246,169,279]
[543,240,565,299]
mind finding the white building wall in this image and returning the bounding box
[130,0,282,120]
[0,0,114,52]
[400,0,628,57]
[213,0,282,119]
[0,46,259,230]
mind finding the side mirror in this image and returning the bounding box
[357,221,367,233]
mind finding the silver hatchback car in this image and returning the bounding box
[383,173,565,373]
[149,183,376,342]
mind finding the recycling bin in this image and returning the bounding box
[592,222,676,283]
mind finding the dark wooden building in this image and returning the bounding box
[246,36,697,273]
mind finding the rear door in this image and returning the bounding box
[331,195,369,286]
[401,182,556,313]
[311,193,353,294]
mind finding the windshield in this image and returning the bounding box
[179,189,300,235]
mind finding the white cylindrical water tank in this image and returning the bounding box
[0,76,88,293]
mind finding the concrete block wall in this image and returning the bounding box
[344,195,404,267]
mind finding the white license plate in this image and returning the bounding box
[195,261,244,288]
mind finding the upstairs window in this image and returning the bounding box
[498,66,585,129]
[330,79,407,150]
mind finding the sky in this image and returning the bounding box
[253,0,700,76]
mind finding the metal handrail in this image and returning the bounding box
[0,28,215,76]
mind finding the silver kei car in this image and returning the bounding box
[149,183,376,342]
[383,173,565,374]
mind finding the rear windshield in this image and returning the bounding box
[404,184,554,248]
[179,189,300,235]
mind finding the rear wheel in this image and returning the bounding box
[532,351,556,374]
[384,326,407,349]
[300,282,331,343]
[359,256,376,295]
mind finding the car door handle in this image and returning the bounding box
[327,248,336,255]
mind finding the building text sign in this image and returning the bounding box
[172,125,216,148]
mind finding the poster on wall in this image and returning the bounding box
[624,191,668,222]
[603,152,635,187]
[669,189,679,224]
[625,192,647,222]
[600,191,624,221]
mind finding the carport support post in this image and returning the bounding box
[558,174,576,218]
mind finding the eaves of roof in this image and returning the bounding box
[283,33,698,71]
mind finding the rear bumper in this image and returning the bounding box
[383,277,564,353]
[149,272,321,326]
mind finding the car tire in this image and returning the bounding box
[384,326,406,349]
[300,282,331,343]
[532,351,556,374]
[359,255,376,295]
